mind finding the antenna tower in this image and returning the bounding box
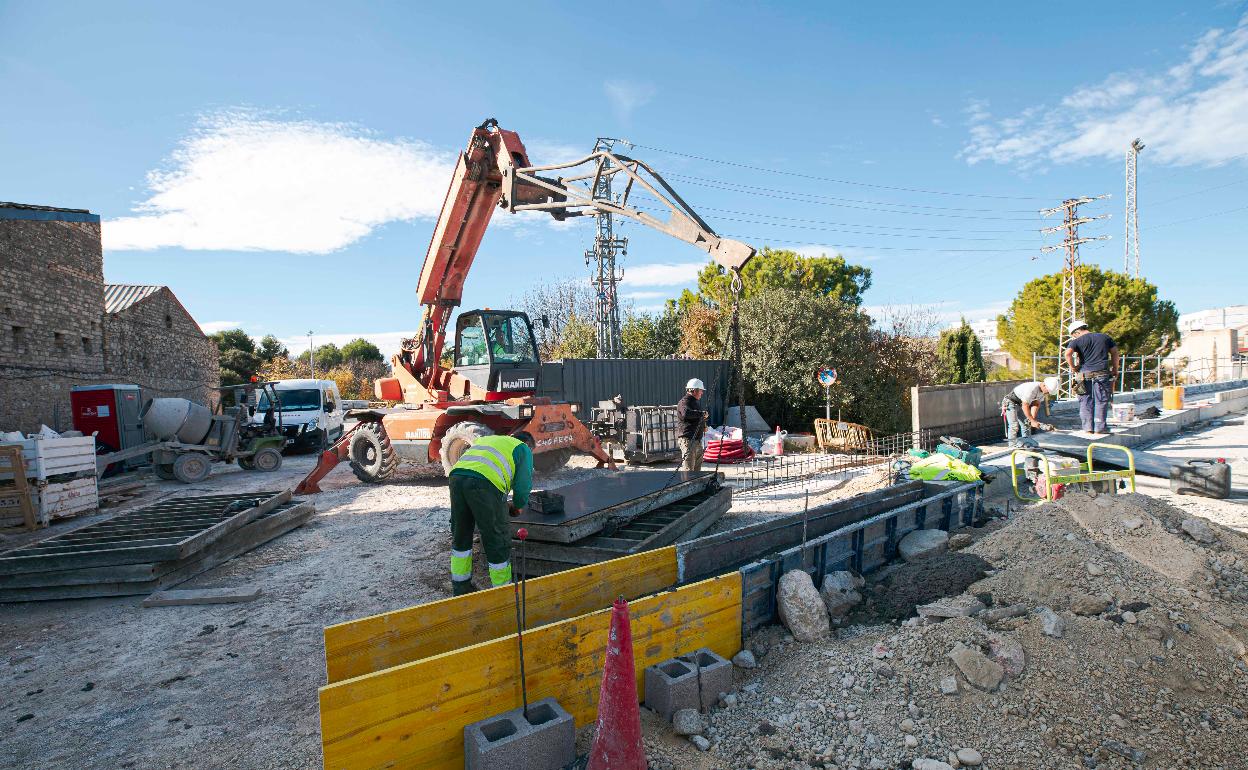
[1124,138,1144,277]
[1041,196,1111,397]
[585,137,628,358]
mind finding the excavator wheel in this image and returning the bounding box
[533,448,573,475]
[349,422,398,483]
[438,421,493,475]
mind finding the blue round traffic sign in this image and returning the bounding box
[817,367,837,386]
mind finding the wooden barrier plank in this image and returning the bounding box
[319,572,741,770]
[324,546,679,684]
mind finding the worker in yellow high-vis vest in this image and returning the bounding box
[447,430,536,596]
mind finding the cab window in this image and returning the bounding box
[483,315,538,364]
[456,321,488,367]
[324,389,337,412]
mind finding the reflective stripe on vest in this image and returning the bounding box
[452,435,521,494]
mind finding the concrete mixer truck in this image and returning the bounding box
[94,383,289,483]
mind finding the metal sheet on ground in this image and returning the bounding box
[1031,433,1178,478]
[510,471,719,543]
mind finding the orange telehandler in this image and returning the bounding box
[296,119,754,493]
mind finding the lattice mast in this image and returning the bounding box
[1041,196,1111,396]
[1124,138,1144,277]
[585,137,628,358]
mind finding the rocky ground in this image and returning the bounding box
[632,487,1248,769]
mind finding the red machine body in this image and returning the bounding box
[70,384,144,453]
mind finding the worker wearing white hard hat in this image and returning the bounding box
[677,379,708,471]
[1063,319,1120,434]
[1001,376,1061,447]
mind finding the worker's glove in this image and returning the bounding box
[508,504,522,517]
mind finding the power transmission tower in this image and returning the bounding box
[1041,196,1111,397]
[585,137,628,358]
[1124,138,1144,277]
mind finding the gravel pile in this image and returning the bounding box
[640,491,1248,769]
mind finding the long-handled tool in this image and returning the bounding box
[513,528,530,720]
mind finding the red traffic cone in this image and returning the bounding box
[586,598,645,770]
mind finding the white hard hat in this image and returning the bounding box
[1043,376,1060,393]
[686,378,705,390]
[1068,319,1088,335]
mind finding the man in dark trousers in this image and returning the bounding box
[447,429,535,595]
[677,378,708,471]
[1063,319,1120,434]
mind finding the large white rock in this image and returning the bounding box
[821,572,863,619]
[1182,517,1217,544]
[899,529,949,562]
[947,643,1003,691]
[777,570,830,642]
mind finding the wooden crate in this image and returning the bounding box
[0,436,97,482]
[0,477,98,527]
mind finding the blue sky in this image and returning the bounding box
[3,1,1246,355]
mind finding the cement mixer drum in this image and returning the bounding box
[143,398,213,445]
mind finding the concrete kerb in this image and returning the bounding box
[463,696,575,770]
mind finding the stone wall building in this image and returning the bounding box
[0,202,219,433]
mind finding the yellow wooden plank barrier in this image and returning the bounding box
[319,572,741,770]
[324,546,679,683]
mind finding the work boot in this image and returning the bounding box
[451,580,478,597]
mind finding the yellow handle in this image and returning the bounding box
[1010,449,1054,501]
[1085,442,1136,493]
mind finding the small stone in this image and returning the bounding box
[1072,594,1110,616]
[1122,611,1137,624]
[917,595,986,619]
[939,676,958,695]
[1085,562,1105,576]
[956,748,983,766]
[1181,517,1217,544]
[899,529,950,561]
[979,603,1028,623]
[672,708,704,736]
[732,650,756,669]
[900,718,916,733]
[1037,607,1066,638]
[904,734,919,748]
[948,533,973,550]
[985,633,1026,677]
[718,692,737,708]
[821,573,864,619]
[947,643,1004,691]
[777,570,830,642]
[690,735,711,751]
[872,662,895,679]
[1101,739,1146,763]
[912,759,954,770]
[1121,518,1143,531]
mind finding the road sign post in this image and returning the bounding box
[817,367,838,422]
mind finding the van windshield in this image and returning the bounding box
[257,388,320,412]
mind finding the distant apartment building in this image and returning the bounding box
[1167,304,1247,383]
[0,202,220,433]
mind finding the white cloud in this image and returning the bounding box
[200,320,243,334]
[604,80,656,121]
[621,262,703,287]
[793,244,878,262]
[962,15,1248,168]
[279,330,417,361]
[104,111,454,253]
[622,290,669,300]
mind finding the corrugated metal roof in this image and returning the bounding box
[104,284,164,314]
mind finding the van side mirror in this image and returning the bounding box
[324,402,334,412]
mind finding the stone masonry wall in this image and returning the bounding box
[103,289,220,406]
[0,219,106,432]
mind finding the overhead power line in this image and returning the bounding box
[629,141,1048,201]
[1142,203,1248,231]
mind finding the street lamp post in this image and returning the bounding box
[307,331,315,380]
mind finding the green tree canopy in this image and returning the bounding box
[210,328,259,385]
[298,343,344,371]
[341,338,385,363]
[257,334,288,361]
[997,267,1179,363]
[696,247,872,308]
[621,304,682,359]
[936,319,987,384]
[548,314,597,359]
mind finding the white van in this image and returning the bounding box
[253,379,344,451]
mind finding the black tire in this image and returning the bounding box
[533,448,573,475]
[172,453,212,484]
[154,464,176,480]
[438,421,493,476]
[237,457,255,470]
[252,447,283,472]
[349,422,398,483]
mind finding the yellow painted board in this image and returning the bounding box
[324,546,678,683]
[319,572,741,770]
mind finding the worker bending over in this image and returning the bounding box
[1063,320,1119,434]
[1002,376,1059,447]
[677,378,708,471]
[447,430,536,595]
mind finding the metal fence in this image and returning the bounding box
[1031,353,1247,393]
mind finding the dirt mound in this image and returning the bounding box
[865,552,992,621]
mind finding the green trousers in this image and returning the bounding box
[448,473,512,589]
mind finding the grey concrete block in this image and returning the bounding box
[678,648,734,710]
[463,697,574,770]
[644,658,700,720]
